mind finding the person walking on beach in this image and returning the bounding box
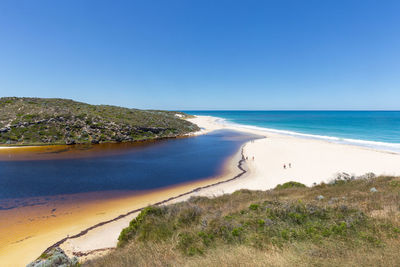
[283,164,286,169]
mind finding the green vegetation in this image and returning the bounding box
[38,252,50,260]
[28,247,80,267]
[275,181,306,189]
[0,97,199,145]
[86,175,400,267]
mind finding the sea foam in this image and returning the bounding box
[209,116,400,154]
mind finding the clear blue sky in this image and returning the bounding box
[1,0,400,110]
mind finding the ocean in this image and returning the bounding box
[186,111,400,153]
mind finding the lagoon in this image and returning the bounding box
[0,129,254,205]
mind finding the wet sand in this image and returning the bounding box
[6,116,400,266]
[187,116,400,195]
[0,141,246,267]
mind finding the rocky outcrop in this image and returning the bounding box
[26,247,78,267]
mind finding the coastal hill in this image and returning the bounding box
[82,174,400,266]
[0,97,199,146]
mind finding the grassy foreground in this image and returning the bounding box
[86,174,400,267]
[0,97,198,145]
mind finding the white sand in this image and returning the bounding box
[187,116,400,195]
[0,146,39,149]
[55,115,400,262]
[61,214,136,262]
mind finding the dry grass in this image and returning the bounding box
[86,175,400,267]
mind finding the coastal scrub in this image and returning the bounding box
[87,175,400,267]
[0,97,199,146]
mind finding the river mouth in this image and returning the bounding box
[0,129,261,265]
[0,129,258,202]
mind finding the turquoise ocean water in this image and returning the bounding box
[186,111,400,153]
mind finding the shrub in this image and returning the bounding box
[249,204,259,210]
[95,175,400,267]
[177,205,202,226]
[177,232,204,256]
[118,206,167,247]
[275,181,306,189]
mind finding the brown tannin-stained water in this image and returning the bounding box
[0,130,257,208]
[0,130,260,266]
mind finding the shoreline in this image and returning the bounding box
[3,115,400,266]
[188,116,400,190]
[0,133,198,151]
[47,116,400,262]
[0,131,250,266]
[0,145,40,149]
[191,115,400,155]
[45,145,249,255]
[58,140,250,262]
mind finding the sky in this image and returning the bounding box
[0,0,400,110]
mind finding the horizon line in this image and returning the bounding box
[179,109,400,112]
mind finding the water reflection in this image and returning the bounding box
[0,130,258,204]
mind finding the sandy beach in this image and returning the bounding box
[0,136,245,267]
[187,116,400,194]
[2,115,400,266]
[55,116,400,263]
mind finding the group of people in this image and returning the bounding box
[245,155,292,170]
[283,163,292,169]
